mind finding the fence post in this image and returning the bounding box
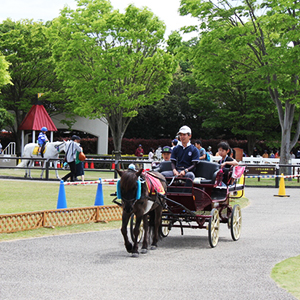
[95,206,100,222]
[275,165,280,188]
[45,159,50,180]
[114,159,119,179]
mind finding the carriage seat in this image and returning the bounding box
[193,161,220,184]
[154,161,172,172]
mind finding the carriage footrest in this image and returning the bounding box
[228,184,244,192]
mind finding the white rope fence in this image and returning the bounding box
[245,174,300,179]
[63,179,118,186]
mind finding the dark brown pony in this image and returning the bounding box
[116,168,167,257]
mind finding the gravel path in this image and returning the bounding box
[0,187,299,300]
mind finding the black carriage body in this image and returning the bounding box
[158,160,245,247]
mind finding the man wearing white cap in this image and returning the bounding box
[161,125,199,186]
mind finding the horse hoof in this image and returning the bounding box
[150,245,157,250]
[140,248,147,254]
[131,252,139,258]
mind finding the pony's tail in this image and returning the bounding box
[16,160,28,168]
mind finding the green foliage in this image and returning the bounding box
[179,0,300,159]
[0,19,67,150]
[0,108,14,129]
[49,0,176,154]
[0,55,11,91]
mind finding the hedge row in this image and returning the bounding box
[0,132,284,156]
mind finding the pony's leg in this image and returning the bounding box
[121,212,133,254]
[55,160,60,179]
[26,160,32,178]
[40,160,45,179]
[132,214,143,257]
[141,214,149,254]
[29,160,34,178]
[24,162,28,178]
[151,206,163,250]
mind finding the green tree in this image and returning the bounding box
[0,54,11,90]
[180,0,300,163]
[0,19,66,154]
[49,0,176,158]
[0,54,13,130]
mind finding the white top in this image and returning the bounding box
[65,141,82,162]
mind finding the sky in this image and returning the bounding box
[0,0,199,40]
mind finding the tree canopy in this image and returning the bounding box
[49,0,176,156]
[0,54,11,91]
[0,19,65,152]
[180,0,300,162]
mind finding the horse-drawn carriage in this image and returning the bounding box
[157,161,245,248]
[114,160,245,256]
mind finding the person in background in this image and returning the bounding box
[161,125,199,187]
[171,139,178,149]
[253,147,259,157]
[207,146,213,155]
[161,146,172,161]
[290,150,295,159]
[152,146,172,172]
[148,147,155,161]
[217,141,238,185]
[0,139,2,154]
[229,148,236,159]
[38,127,49,158]
[135,144,144,158]
[155,146,162,161]
[194,140,206,160]
[262,150,269,158]
[61,135,82,182]
[75,144,84,182]
[274,150,280,158]
[269,151,275,158]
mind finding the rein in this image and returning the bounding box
[55,142,65,153]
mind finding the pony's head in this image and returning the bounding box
[116,168,143,213]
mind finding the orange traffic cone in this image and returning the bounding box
[90,159,94,169]
[274,173,290,197]
[112,162,115,170]
[84,161,89,169]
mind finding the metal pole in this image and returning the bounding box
[45,160,49,180]
[275,165,279,188]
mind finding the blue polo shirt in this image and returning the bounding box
[171,142,200,168]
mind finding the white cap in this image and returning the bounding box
[128,163,136,171]
[177,125,191,135]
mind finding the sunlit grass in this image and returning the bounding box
[271,256,300,299]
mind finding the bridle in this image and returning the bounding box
[55,142,65,153]
[120,176,145,211]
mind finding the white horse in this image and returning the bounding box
[17,141,66,179]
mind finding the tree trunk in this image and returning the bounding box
[247,135,256,156]
[106,113,131,162]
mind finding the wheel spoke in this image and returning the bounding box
[230,205,242,241]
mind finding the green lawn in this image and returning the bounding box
[245,177,300,187]
[271,256,300,299]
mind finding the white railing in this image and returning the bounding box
[2,142,16,155]
[242,156,300,165]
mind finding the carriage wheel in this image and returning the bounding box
[230,204,242,241]
[160,219,170,238]
[130,214,144,243]
[208,208,220,248]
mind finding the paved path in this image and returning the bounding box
[0,187,299,300]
